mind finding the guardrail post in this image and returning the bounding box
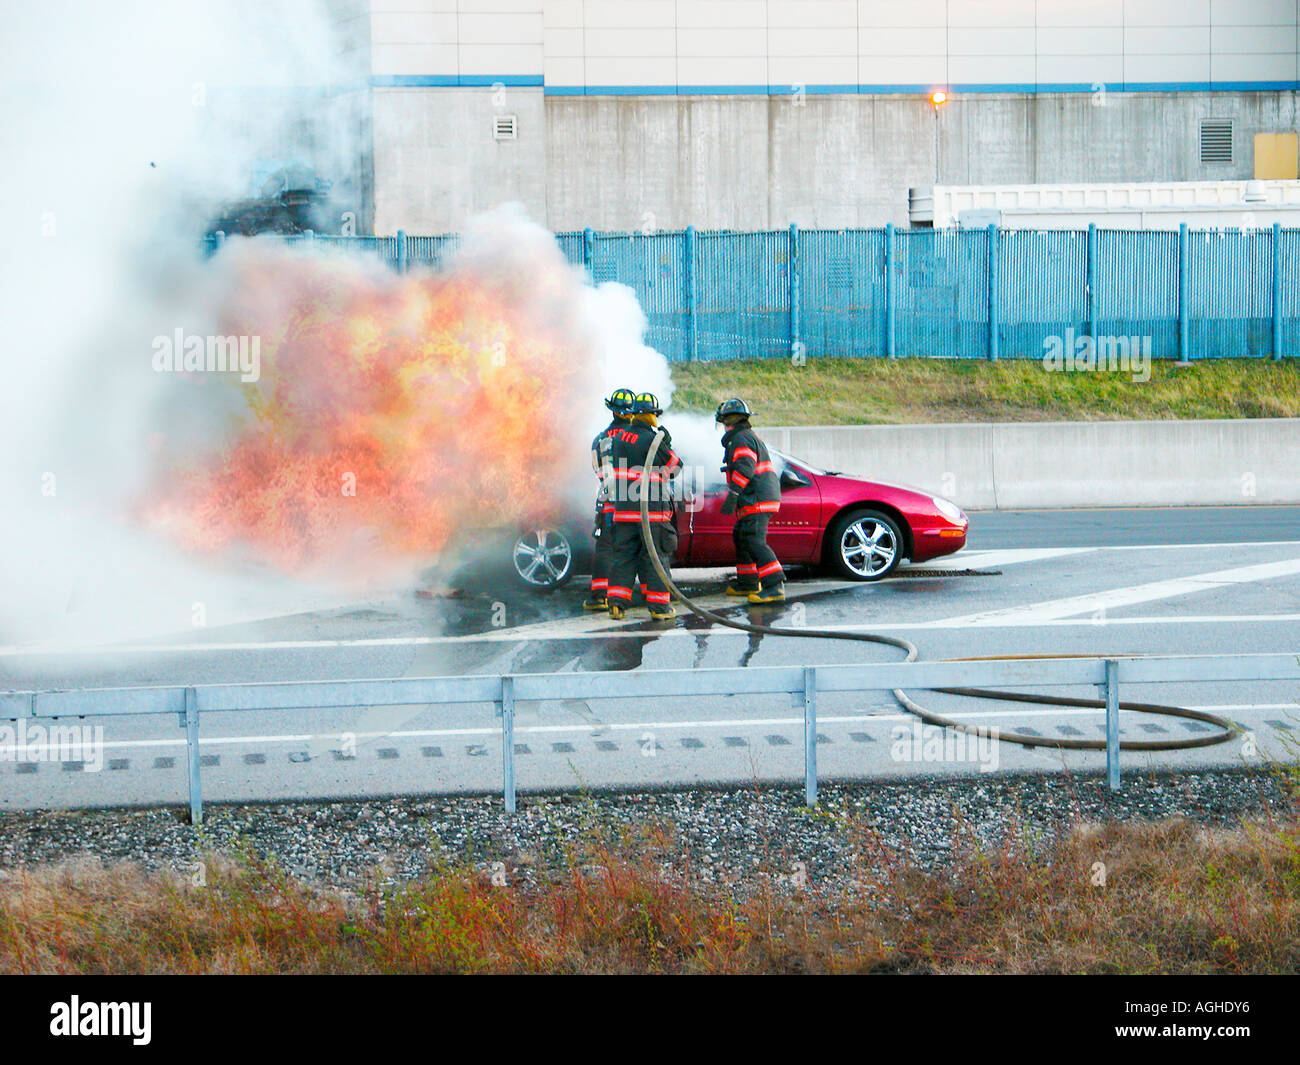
[396,229,407,274]
[885,223,896,358]
[1272,222,1283,361]
[1178,222,1190,361]
[1104,659,1121,792]
[583,226,595,279]
[501,675,516,813]
[182,687,203,824]
[214,230,226,251]
[1086,222,1097,339]
[986,222,999,361]
[788,223,801,360]
[685,225,698,362]
[803,666,818,807]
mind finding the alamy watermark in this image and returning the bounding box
[50,996,151,1045]
[152,328,261,382]
[891,721,1000,773]
[0,721,105,771]
[1043,328,1151,383]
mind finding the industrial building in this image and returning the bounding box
[325,0,1300,235]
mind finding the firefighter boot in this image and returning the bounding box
[748,584,786,604]
[582,595,608,611]
[607,602,627,620]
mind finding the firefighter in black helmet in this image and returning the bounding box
[583,388,638,611]
[605,392,681,621]
[716,397,785,603]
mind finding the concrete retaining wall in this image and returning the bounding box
[764,419,1300,509]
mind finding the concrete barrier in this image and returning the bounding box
[764,419,1300,509]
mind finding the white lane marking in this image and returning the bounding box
[6,546,1300,659]
[939,556,1300,626]
[816,613,1300,631]
[0,550,1080,659]
[0,579,842,658]
[10,703,1291,755]
[3,612,1298,659]
[923,547,1093,568]
[1093,540,1300,552]
[965,540,1300,554]
[8,541,1298,661]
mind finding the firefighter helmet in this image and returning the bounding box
[714,397,753,421]
[632,392,663,415]
[605,388,638,415]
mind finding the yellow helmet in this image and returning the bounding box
[605,388,637,417]
[632,392,663,415]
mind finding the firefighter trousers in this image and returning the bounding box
[589,512,614,596]
[607,520,676,608]
[732,513,784,591]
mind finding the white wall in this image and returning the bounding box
[356,2,1300,233]
[364,0,1300,92]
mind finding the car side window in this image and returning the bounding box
[778,456,812,489]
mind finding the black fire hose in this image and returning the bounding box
[637,428,1237,752]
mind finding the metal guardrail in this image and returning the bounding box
[5,652,1298,823]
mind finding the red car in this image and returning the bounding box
[507,451,968,589]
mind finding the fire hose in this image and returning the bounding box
[637,427,1237,752]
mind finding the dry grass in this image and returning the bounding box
[669,357,1300,425]
[3,800,1299,974]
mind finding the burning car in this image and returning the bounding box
[505,450,968,590]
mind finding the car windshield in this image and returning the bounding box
[772,450,826,476]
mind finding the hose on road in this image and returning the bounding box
[637,428,1237,752]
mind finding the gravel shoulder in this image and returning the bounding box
[0,767,1291,891]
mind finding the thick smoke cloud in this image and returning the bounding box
[0,2,708,653]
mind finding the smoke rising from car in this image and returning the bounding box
[0,0,724,659]
[0,0,380,652]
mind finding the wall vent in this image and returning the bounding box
[493,114,518,141]
[1199,119,1233,164]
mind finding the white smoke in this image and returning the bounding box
[0,1,716,657]
[0,0,362,649]
[577,280,725,484]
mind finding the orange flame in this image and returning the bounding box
[144,242,591,575]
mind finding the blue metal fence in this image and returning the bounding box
[202,224,1298,363]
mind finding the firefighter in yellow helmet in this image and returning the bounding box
[583,388,638,610]
[604,392,681,621]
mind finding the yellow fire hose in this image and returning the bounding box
[637,428,1238,752]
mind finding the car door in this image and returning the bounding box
[764,456,822,562]
[684,453,822,566]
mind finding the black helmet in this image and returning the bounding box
[605,388,637,416]
[715,397,753,421]
[632,392,663,415]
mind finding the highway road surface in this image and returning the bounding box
[2,505,1298,809]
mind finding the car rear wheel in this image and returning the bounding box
[825,508,903,581]
[511,528,575,590]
